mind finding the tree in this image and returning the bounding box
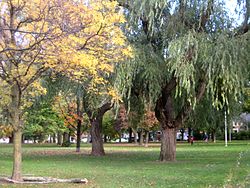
[0,0,131,181]
[83,86,114,156]
[102,111,119,142]
[24,102,65,143]
[118,0,249,161]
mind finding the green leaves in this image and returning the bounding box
[24,103,65,140]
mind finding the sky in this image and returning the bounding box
[225,0,244,26]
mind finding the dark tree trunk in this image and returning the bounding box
[76,119,81,152]
[57,132,62,145]
[9,132,14,143]
[128,127,132,143]
[119,132,122,143]
[180,128,184,141]
[76,93,82,152]
[90,118,105,156]
[53,134,56,143]
[188,127,192,143]
[104,135,107,143]
[159,126,177,161]
[139,130,143,146]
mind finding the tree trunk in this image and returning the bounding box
[213,132,217,143]
[104,135,107,143]
[188,127,192,143]
[76,119,81,152]
[128,127,132,143]
[119,132,122,143]
[52,134,56,143]
[132,129,138,144]
[159,127,176,162]
[57,132,62,145]
[9,132,14,143]
[76,93,82,152]
[90,119,105,156]
[139,130,143,146]
[11,128,23,181]
[85,102,112,156]
[144,131,149,147]
[9,84,23,181]
[63,132,70,143]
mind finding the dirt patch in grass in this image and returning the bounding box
[24,149,91,156]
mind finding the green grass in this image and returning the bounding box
[0,141,249,188]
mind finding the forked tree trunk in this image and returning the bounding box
[90,119,105,156]
[12,128,22,181]
[159,126,177,162]
[85,102,112,156]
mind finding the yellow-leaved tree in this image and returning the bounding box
[0,0,131,182]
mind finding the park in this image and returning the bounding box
[0,141,249,187]
[0,0,250,187]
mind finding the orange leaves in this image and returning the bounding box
[53,95,82,130]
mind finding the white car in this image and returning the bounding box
[0,137,9,143]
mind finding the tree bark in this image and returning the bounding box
[63,132,70,143]
[11,128,22,181]
[188,127,192,143]
[132,129,138,144]
[57,132,62,145]
[90,119,105,156]
[9,132,14,143]
[139,130,143,146]
[159,126,176,162]
[155,75,206,161]
[76,119,81,152]
[128,127,132,143]
[87,102,112,156]
[76,93,82,152]
[52,134,56,143]
[9,84,23,181]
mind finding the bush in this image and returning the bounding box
[232,131,250,140]
[61,141,71,147]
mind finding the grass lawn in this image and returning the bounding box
[0,141,249,188]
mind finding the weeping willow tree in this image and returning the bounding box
[117,0,250,161]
